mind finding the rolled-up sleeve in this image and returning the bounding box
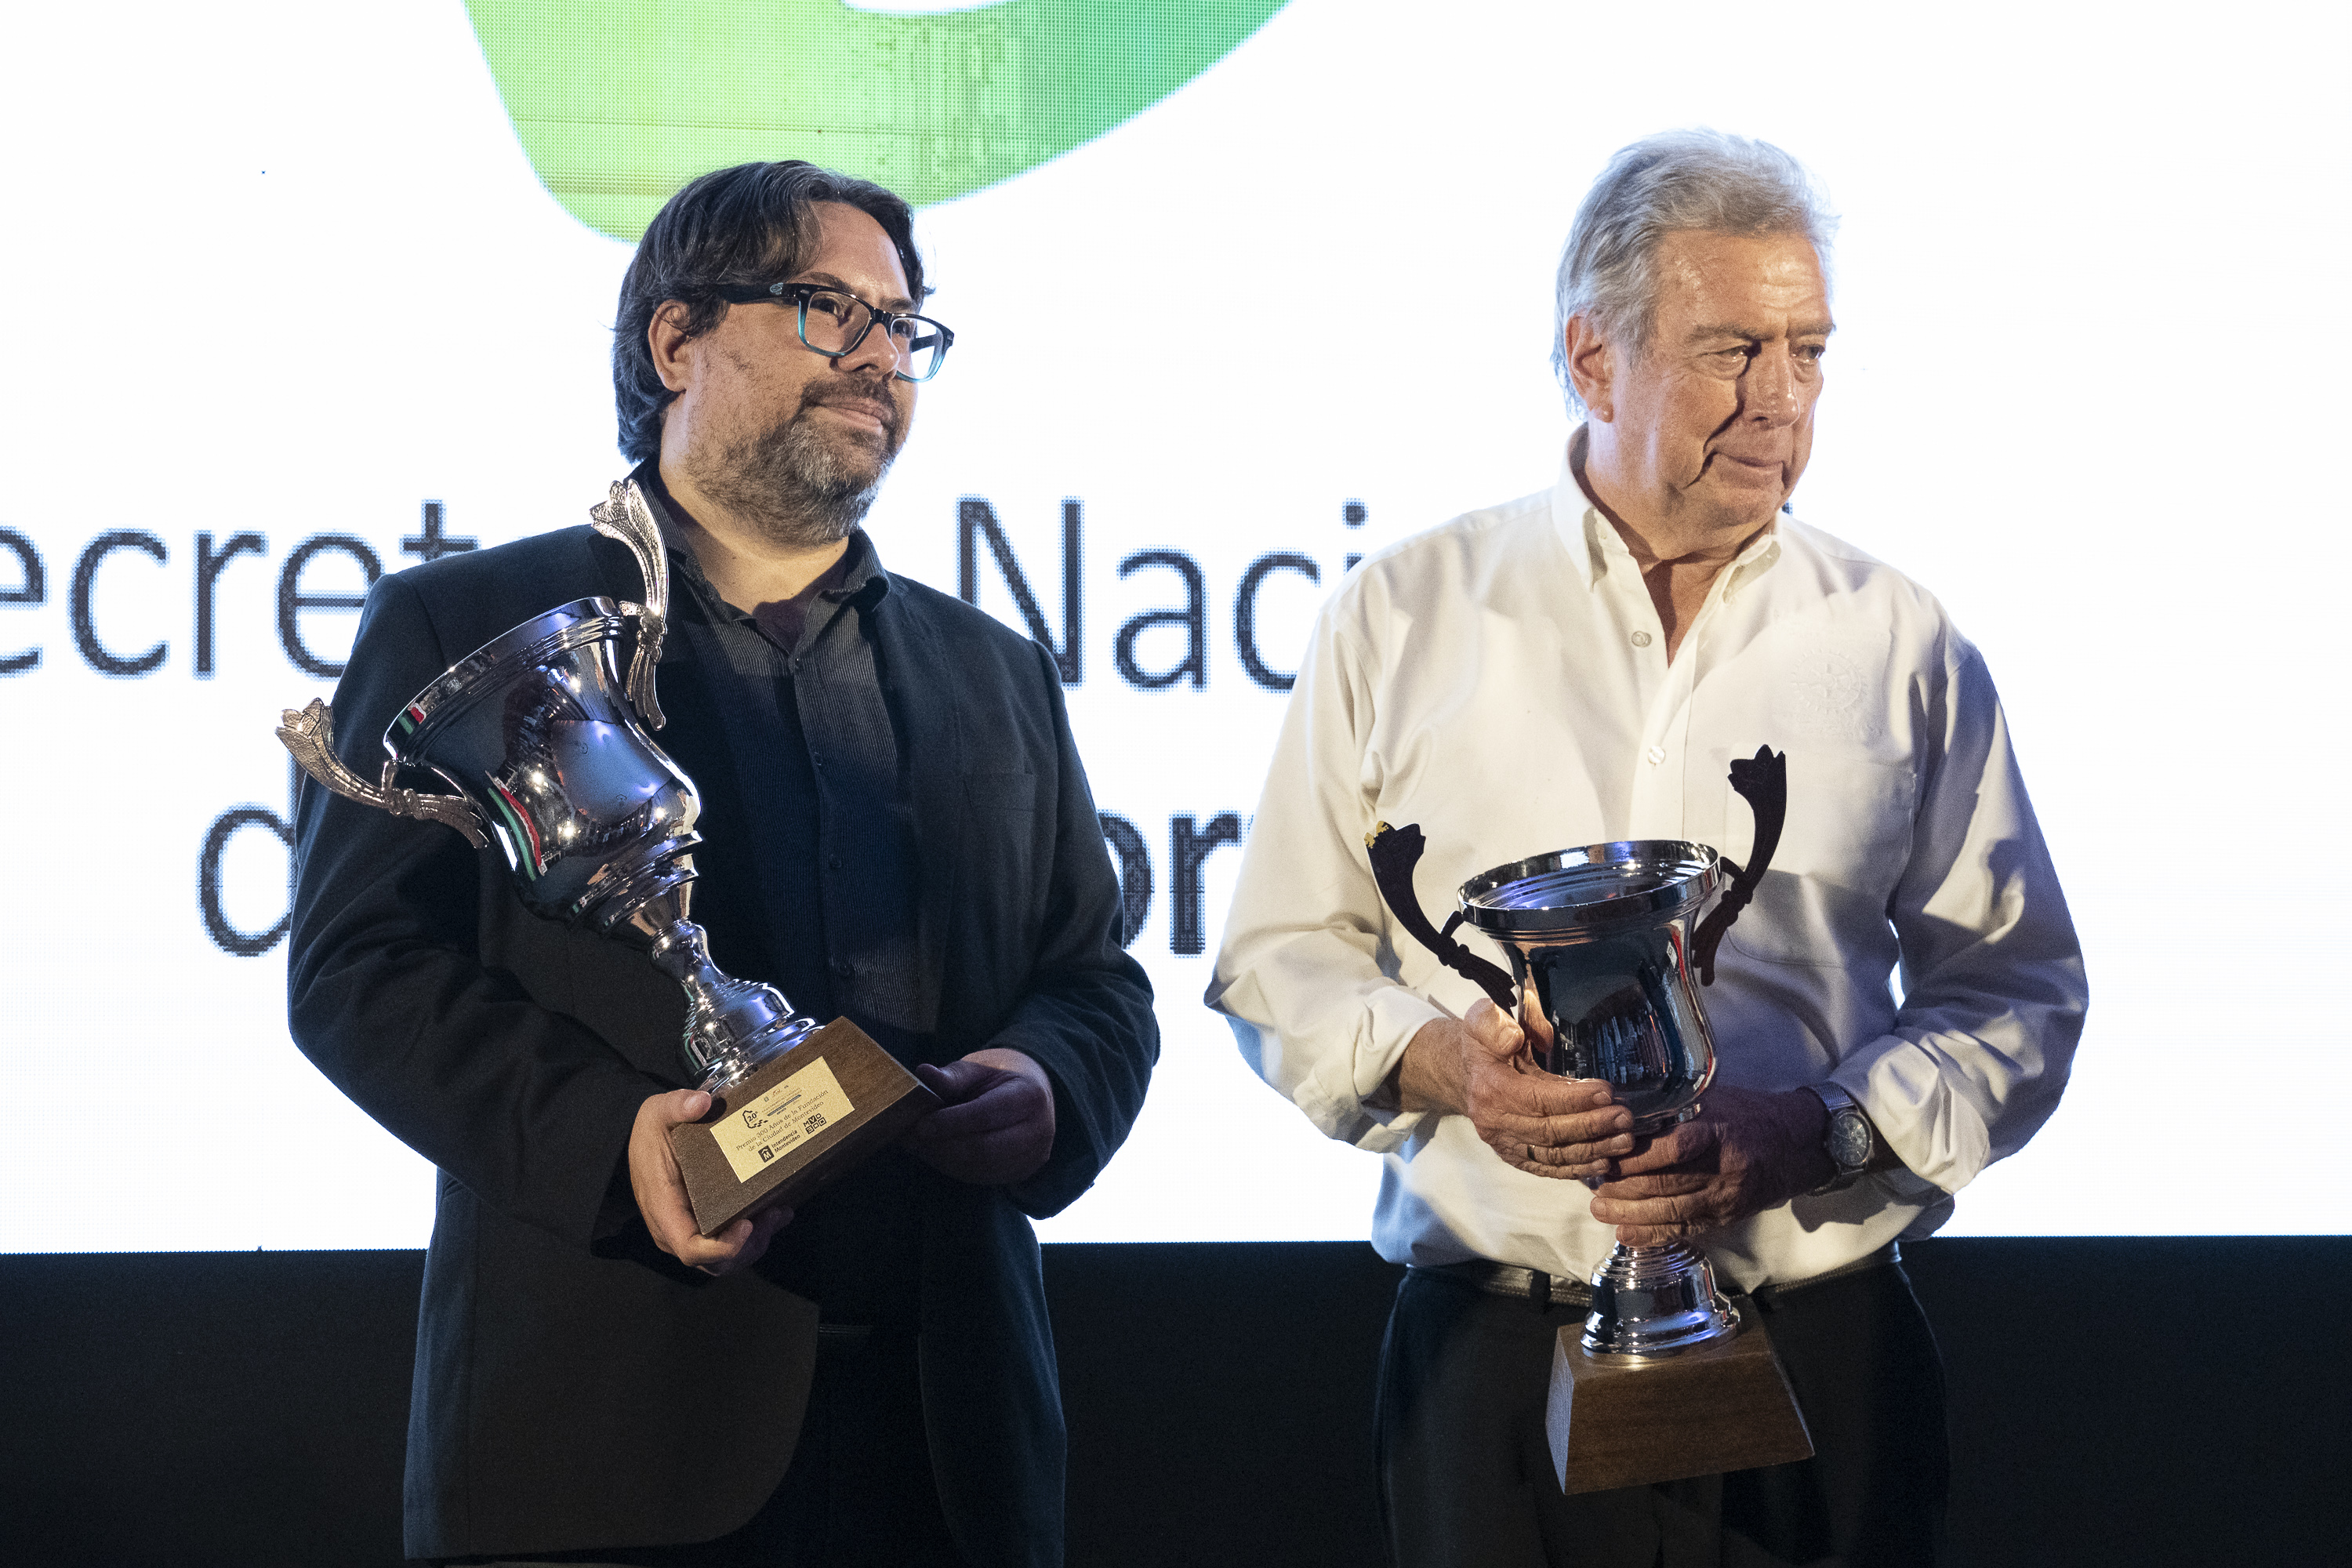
[1828,643,2088,1194]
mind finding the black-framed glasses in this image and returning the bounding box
[713,281,954,383]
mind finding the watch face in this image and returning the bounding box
[1828,1110,1872,1171]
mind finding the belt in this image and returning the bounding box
[1410,1260,1593,1311]
[1410,1241,1900,1312]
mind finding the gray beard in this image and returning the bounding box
[692,405,896,551]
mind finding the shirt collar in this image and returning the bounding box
[1719,521,1784,603]
[628,459,893,623]
[1551,426,1606,589]
[1549,425,1784,598]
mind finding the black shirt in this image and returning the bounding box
[637,466,930,1322]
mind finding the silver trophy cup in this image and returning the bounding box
[1457,840,1740,1356]
[278,480,815,1094]
[1367,748,1787,1359]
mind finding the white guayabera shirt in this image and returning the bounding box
[1207,440,2087,1289]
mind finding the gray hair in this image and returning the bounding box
[1552,129,1837,411]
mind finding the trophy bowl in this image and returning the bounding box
[1458,841,1721,1123]
[387,597,699,930]
[281,593,816,1093]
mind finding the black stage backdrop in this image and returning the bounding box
[2,1238,2344,1567]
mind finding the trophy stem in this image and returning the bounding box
[1581,1240,1740,1359]
[644,919,820,1093]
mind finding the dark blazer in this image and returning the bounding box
[286,523,1157,1565]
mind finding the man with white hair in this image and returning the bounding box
[1209,130,2085,1565]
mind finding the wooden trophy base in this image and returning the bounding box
[1546,1315,1813,1494]
[668,1018,938,1238]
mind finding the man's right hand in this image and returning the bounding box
[1396,999,1635,1180]
[627,1088,793,1276]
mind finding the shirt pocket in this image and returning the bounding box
[1726,754,1915,968]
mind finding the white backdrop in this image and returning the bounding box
[2,0,2343,1250]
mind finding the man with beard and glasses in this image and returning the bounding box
[1210,129,2084,1566]
[287,161,1157,1568]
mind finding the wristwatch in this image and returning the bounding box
[1803,1083,1874,1194]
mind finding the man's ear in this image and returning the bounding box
[1563,314,1616,422]
[648,302,699,395]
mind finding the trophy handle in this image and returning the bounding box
[1690,744,1788,985]
[1364,822,1520,1012]
[589,478,670,731]
[276,699,492,851]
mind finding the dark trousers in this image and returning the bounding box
[438,1324,968,1568]
[1375,1258,1949,1568]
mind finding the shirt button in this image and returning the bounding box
[827,855,843,870]
[1646,745,1666,765]
[831,958,852,976]
[1631,630,1653,648]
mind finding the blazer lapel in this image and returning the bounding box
[873,586,963,1035]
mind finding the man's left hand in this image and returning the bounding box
[1586,1086,1833,1245]
[909,1049,1057,1186]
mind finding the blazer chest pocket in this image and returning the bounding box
[964,770,1041,815]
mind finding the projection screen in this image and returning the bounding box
[1,0,2343,1250]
